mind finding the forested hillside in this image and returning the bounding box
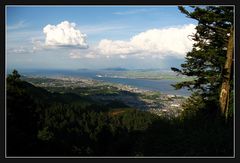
[7,70,233,156]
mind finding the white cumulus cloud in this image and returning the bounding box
[43,21,88,48]
[97,24,196,59]
[98,39,137,56]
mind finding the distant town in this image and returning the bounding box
[22,75,188,118]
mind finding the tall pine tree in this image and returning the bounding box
[171,6,234,119]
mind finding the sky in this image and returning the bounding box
[6,6,198,70]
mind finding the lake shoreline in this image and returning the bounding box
[22,75,189,118]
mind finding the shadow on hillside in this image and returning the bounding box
[6,76,233,157]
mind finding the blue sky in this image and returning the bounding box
[6,6,197,70]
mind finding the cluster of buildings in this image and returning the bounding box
[27,75,187,118]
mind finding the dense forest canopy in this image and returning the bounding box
[7,70,233,156]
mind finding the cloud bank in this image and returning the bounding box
[69,49,98,59]
[97,24,196,59]
[43,21,88,48]
[7,46,34,54]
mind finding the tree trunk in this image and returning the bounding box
[219,27,233,120]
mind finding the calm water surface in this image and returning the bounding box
[13,69,191,96]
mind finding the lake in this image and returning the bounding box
[12,69,192,96]
[94,77,190,96]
